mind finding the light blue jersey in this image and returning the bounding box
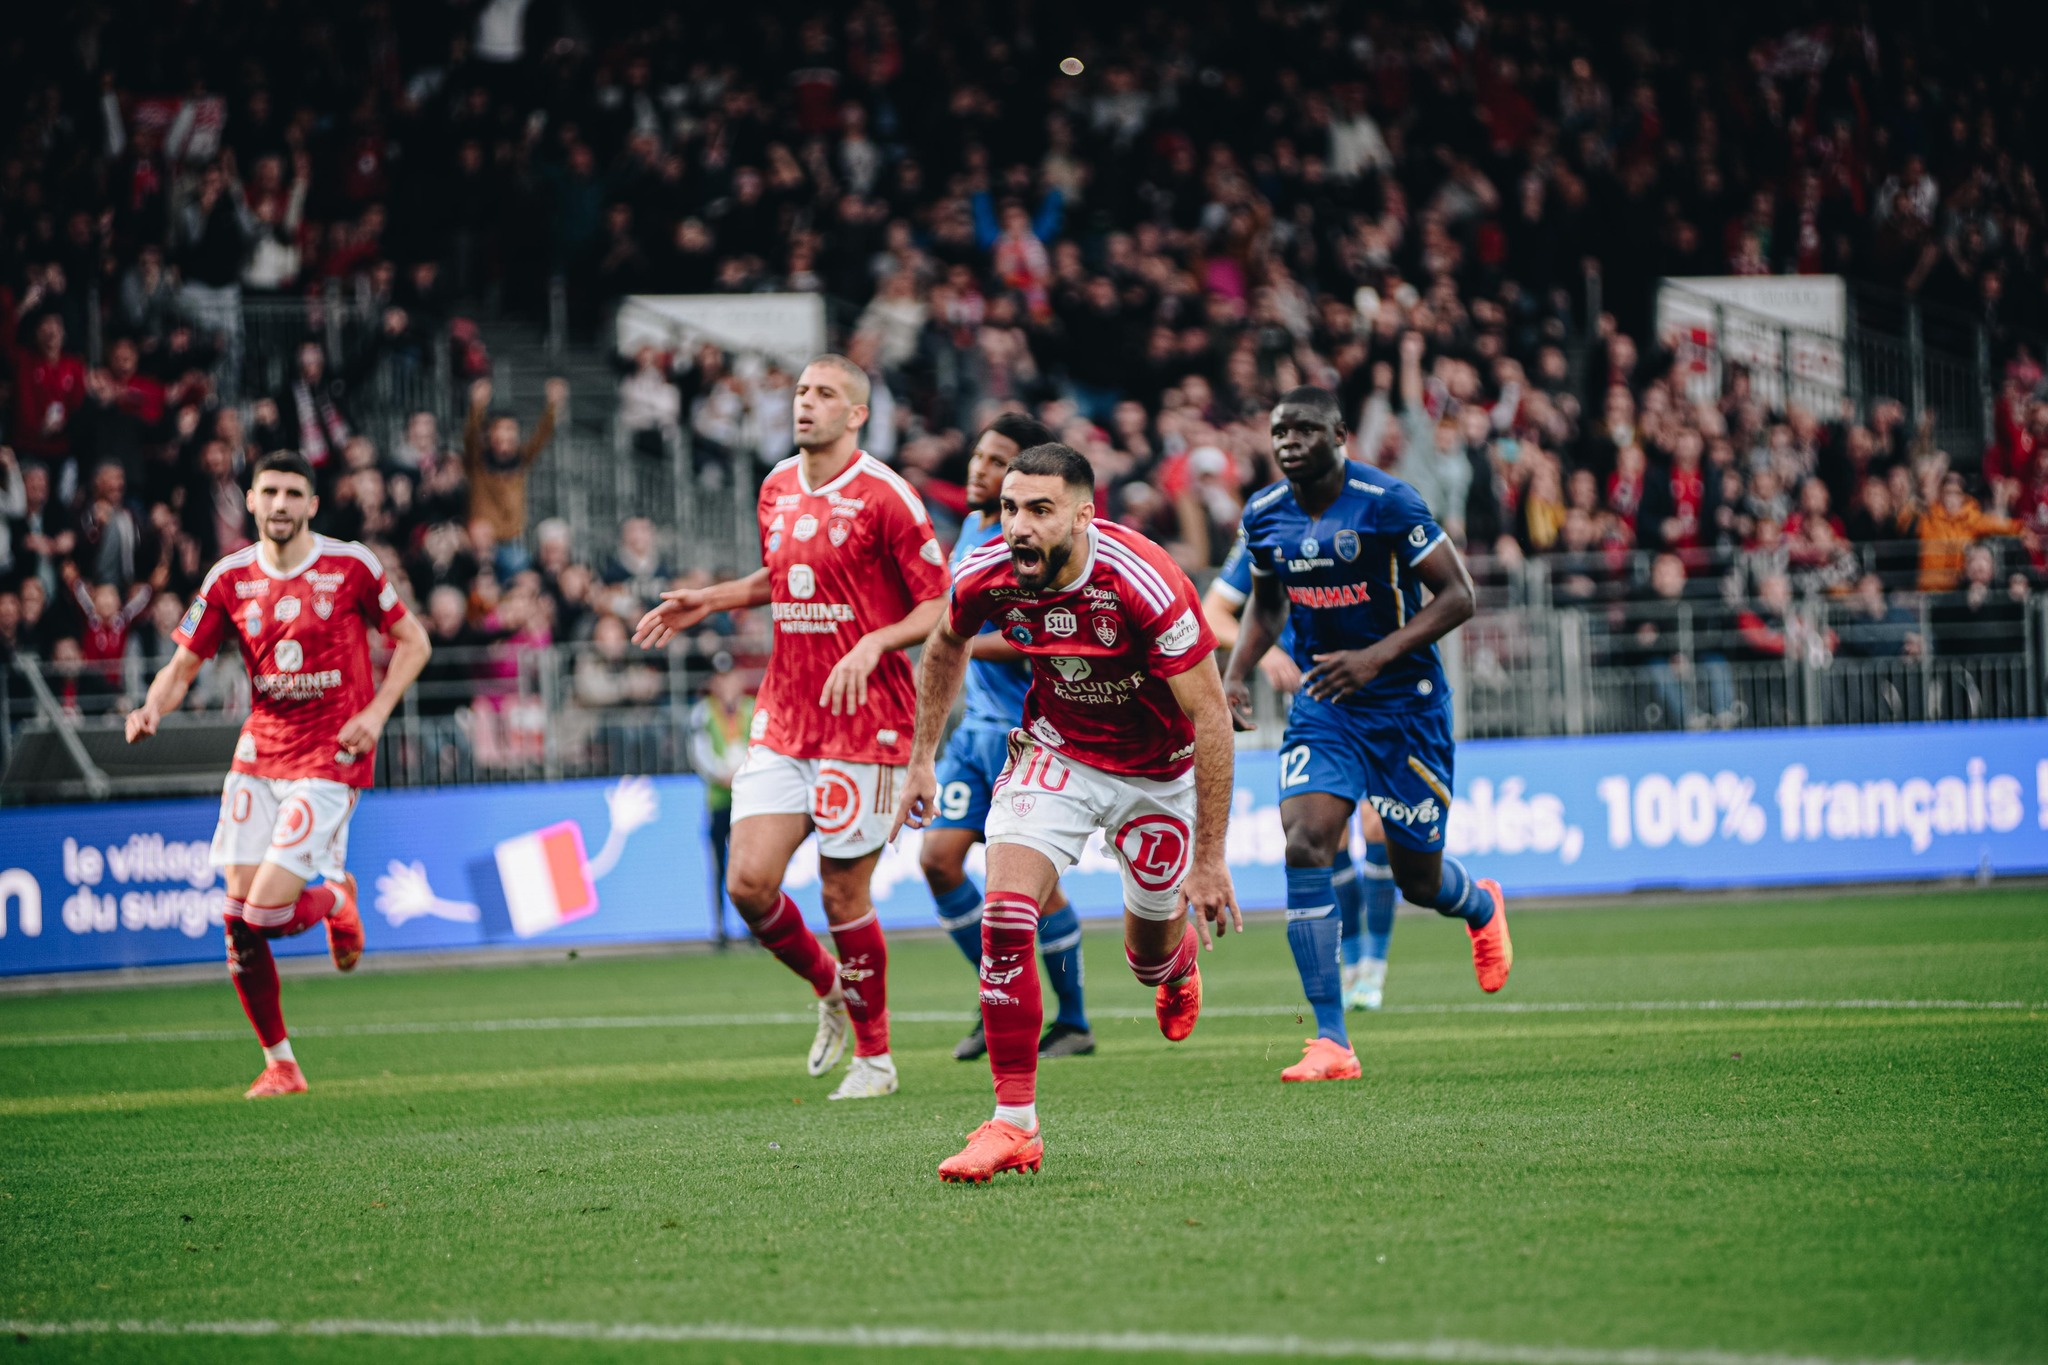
[953,510,1032,730]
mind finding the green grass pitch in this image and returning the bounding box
[2,886,2044,1365]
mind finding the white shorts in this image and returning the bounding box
[984,732,1196,920]
[729,745,901,860]
[212,772,359,884]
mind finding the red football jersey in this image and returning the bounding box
[756,451,950,765]
[174,535,409,788]
[949,519,1216,779]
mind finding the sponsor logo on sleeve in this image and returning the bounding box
[1156,607,1201,657]
[919,538,943,565]
[377,582,399,611]
[178,598,206,635]
[1410,523,1431,548]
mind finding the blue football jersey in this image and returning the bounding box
[952,510,1032,728]
[1211,530,1295,657]
[1237,460,1451,710]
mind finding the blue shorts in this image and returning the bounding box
[932,724,1013,833]
[1277,695,1454,852]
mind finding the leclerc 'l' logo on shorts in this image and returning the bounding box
[983,731,1196,921]
[730,744,901,859]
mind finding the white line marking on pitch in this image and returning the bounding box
[0,1317,1971,1365]
[0,998,2034,1050]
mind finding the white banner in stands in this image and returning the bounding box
[616,294,827,371]
[1656,275,1847,412]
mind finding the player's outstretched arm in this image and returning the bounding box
[1167,657,1243,946]
[634,567,771,649]
[339,611,432,756]
[820,592,948,717]
[1303,538,1475,703]
[125,646,204,743]
[887,617,972,844]
[1220,573,1287,731]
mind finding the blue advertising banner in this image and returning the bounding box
[3,721,2046,975]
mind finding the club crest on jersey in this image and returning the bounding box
[828,520,851,547]
[313,596,334,619]
[274,595,301,623]
[793,514,819,541]
[1334,529,1360,562]
[1092,615,1119,647]
[1300,536,1320,558]
[788,564,817,599]
[275,639,304,673]
[1044,607,1077,637]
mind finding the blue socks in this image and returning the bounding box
[933,879,985,964]
[1037,903,1089,1031]
[1284,866,1347,1045]
[1424,856,1493,929]
[1362,841,1395,960]
[1332,861,1365,967]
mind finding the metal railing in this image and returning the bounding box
[525,424,760,573]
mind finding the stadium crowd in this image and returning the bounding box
[2,0,2045,756]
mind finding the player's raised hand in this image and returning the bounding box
[886,761,940,845]
[633,587,712,648]
[1303,646,1388,703]
[820,634,883,716]
[124,702,161,744]
[1224,674,1257,732]
[1180,855,1242,948]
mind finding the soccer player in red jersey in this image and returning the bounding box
[635,355,950,1100]
[891,442,1244,1181]
[126,451,431,1098]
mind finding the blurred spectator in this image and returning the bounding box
[461,377,565,568]
[600,517,672,618]
[689,658,754,942]
[1931,546,2028,656]
[1618,553,1737,729]
[1835,573,1924,658]
[1916,472,2018,591]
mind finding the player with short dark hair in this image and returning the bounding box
[1223,388,1512,1084]
[127,450,432,1098]
[894,442,1243,1181]
[922,415,1095,1063]
[636,355,950,1101]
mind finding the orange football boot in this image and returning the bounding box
[1468,880,1512,993]
[326,874,364,972]
[1155,961,1202,1041]
[1280,1037,1362,1082]
[938,1119,1044,1183]
[245,1060,308,1098]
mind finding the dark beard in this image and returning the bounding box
[1013,539,1071,591]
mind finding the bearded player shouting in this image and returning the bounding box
[892,442,1243,1182]
[636,354,949,1100]
[127,451,431,1098]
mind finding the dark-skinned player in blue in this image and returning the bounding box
[1222,387,1512,1083]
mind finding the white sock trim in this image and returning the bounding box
[262,1039,295,1064]
[993,1102,1038,1133]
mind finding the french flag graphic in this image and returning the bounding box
[493,820,598,938]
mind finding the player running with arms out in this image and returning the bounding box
[892,442,1243,1182]
[635,355,949,1100]
[1223,388,1512,1085]
[127,451,431,1098]
[925,414,1095,1064]
[1205,536,1398,1012]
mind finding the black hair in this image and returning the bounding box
[1275,386,1345,426]
[252,450,318,489]
[1010,442,1095,491]
[982,412,1057,452]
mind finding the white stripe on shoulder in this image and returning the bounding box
[954,544,1011,584]
[770,455,801,475]
[198,545,260,594]
[316,536,386,575]
[1095,533,1173,611]
[1348,478,1384,495]
[859,454,930,524]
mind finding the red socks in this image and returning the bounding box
[754,893,840,998]
[980,892,1043,1106]
[829,910,890,1057]
[1126,925,1197,987]
[223,914,287,1048]
[243,883,340,938]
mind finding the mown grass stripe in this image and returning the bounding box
[0,1317,1975,1365]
